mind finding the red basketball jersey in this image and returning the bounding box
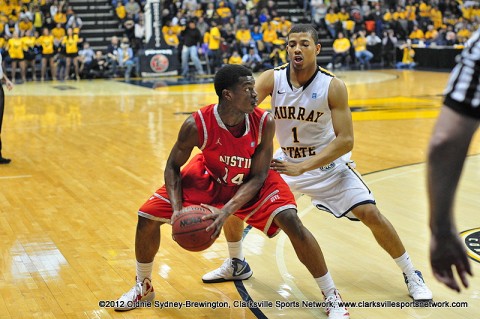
[193,104,270,187]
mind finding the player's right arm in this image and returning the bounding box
[164,115,200,214]
[428,106,475,291]
[255,69,274,105]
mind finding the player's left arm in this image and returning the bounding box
[204,114,275,237]
[272,77,354,175]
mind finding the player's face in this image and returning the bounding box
[232,76,258,114]
[287,32,321,70]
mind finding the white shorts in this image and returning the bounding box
[274,149,375,220]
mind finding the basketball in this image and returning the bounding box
[171,205,216,252]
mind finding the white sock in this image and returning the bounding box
[136,261,154,283]
[228,241,244,261]
[394,252,415,275]
[315,272,336,297]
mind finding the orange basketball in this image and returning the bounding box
[171,205,216,252]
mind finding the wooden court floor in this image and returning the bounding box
[0,70,479,319]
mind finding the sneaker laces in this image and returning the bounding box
[216,258,234,275]
[121,282,143,300]
[408,273,429,291]
[325,293,345,315]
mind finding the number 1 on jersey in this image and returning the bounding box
[292,127,300,143]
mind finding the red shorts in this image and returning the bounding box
[138,154,296,237]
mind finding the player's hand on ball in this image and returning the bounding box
[201,204,229,239]
[270,159,304,176]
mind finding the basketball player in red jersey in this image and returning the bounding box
[114,64,349,318]
[204,24,432,305]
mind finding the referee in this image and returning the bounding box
[0,53,14,164]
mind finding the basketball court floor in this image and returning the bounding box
[0,69,479,318]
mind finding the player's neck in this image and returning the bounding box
[291,65,316,87]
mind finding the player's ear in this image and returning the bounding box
[316,43,321,55]
[222,89,233,101]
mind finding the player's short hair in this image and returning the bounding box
[287,24,319,44]
[214,65,253,98]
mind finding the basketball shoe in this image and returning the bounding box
[114,277,155,311]
[403,270,433,301]
[202,258,253,283]
[324,289,350,319]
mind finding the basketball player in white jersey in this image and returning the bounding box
[0,53,14,164]
[203,24,433,303]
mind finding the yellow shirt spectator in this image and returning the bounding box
[7,37,24,59]
[262,27,278,44]
[333,37,350,52]
[216,2,231,19]
[52,26,65,42]
[164,31,179,47]
[401,47,415,64]
[425,29,438,40]
[337,11,349,21]
[21,35,35,51]
[419,2,431,17]
[37,34,54,54]
[116,4,126,20]
[0,37,5,50]
[62,34,80,54]
[430,8,443,29]
[228,52,242,64]
[383,11,393,22]
[325,12,339,25]
[409,28,425,40]
[54,12,67,25]
[18,18,32,32]
[353,36,367,52]
[236,28,251,44]
[208,26,221,50]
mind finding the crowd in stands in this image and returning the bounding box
[0,0,479,82]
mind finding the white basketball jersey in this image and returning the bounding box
[272,64,351,166]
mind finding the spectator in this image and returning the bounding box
[196,16,209,36]
[78,41,95,78]
[206,20,222,74]
[311,0,327,28]
[62,27,82,80]
[37,27,56,81]
[66,11,82,30]
[327,32,351,69]
[216,1,232,23]
[90,50,110,79]
[116,2,127,22]
[125,0,141,20]
[353,31,374,68]
[425,24,439,45]
[235,25,252,55]
[269,43,286,67]
[250,24,265,53]
[325,8,339,38]
[51,22,65,46]
[133,15,145,50]
[22,29,37,81]
[106,36,120,77]
[180,20,204,77]
[409,25,425,44]
[241,47,264,72]
[396,40,416,69]
[366,31,381,46]
[6,31,24,82]
[227,50,242,64]
[117,37,135,80]
[164,28,179,48]
[262,23,278,53]
[382,28,397,67]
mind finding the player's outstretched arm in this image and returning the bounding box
[165,115,199,214]
[428,106,477,291]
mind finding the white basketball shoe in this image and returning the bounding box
[404,270,433,301]
[114,277,155,311]
[324,289,350,319]
[202,258,253,283]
